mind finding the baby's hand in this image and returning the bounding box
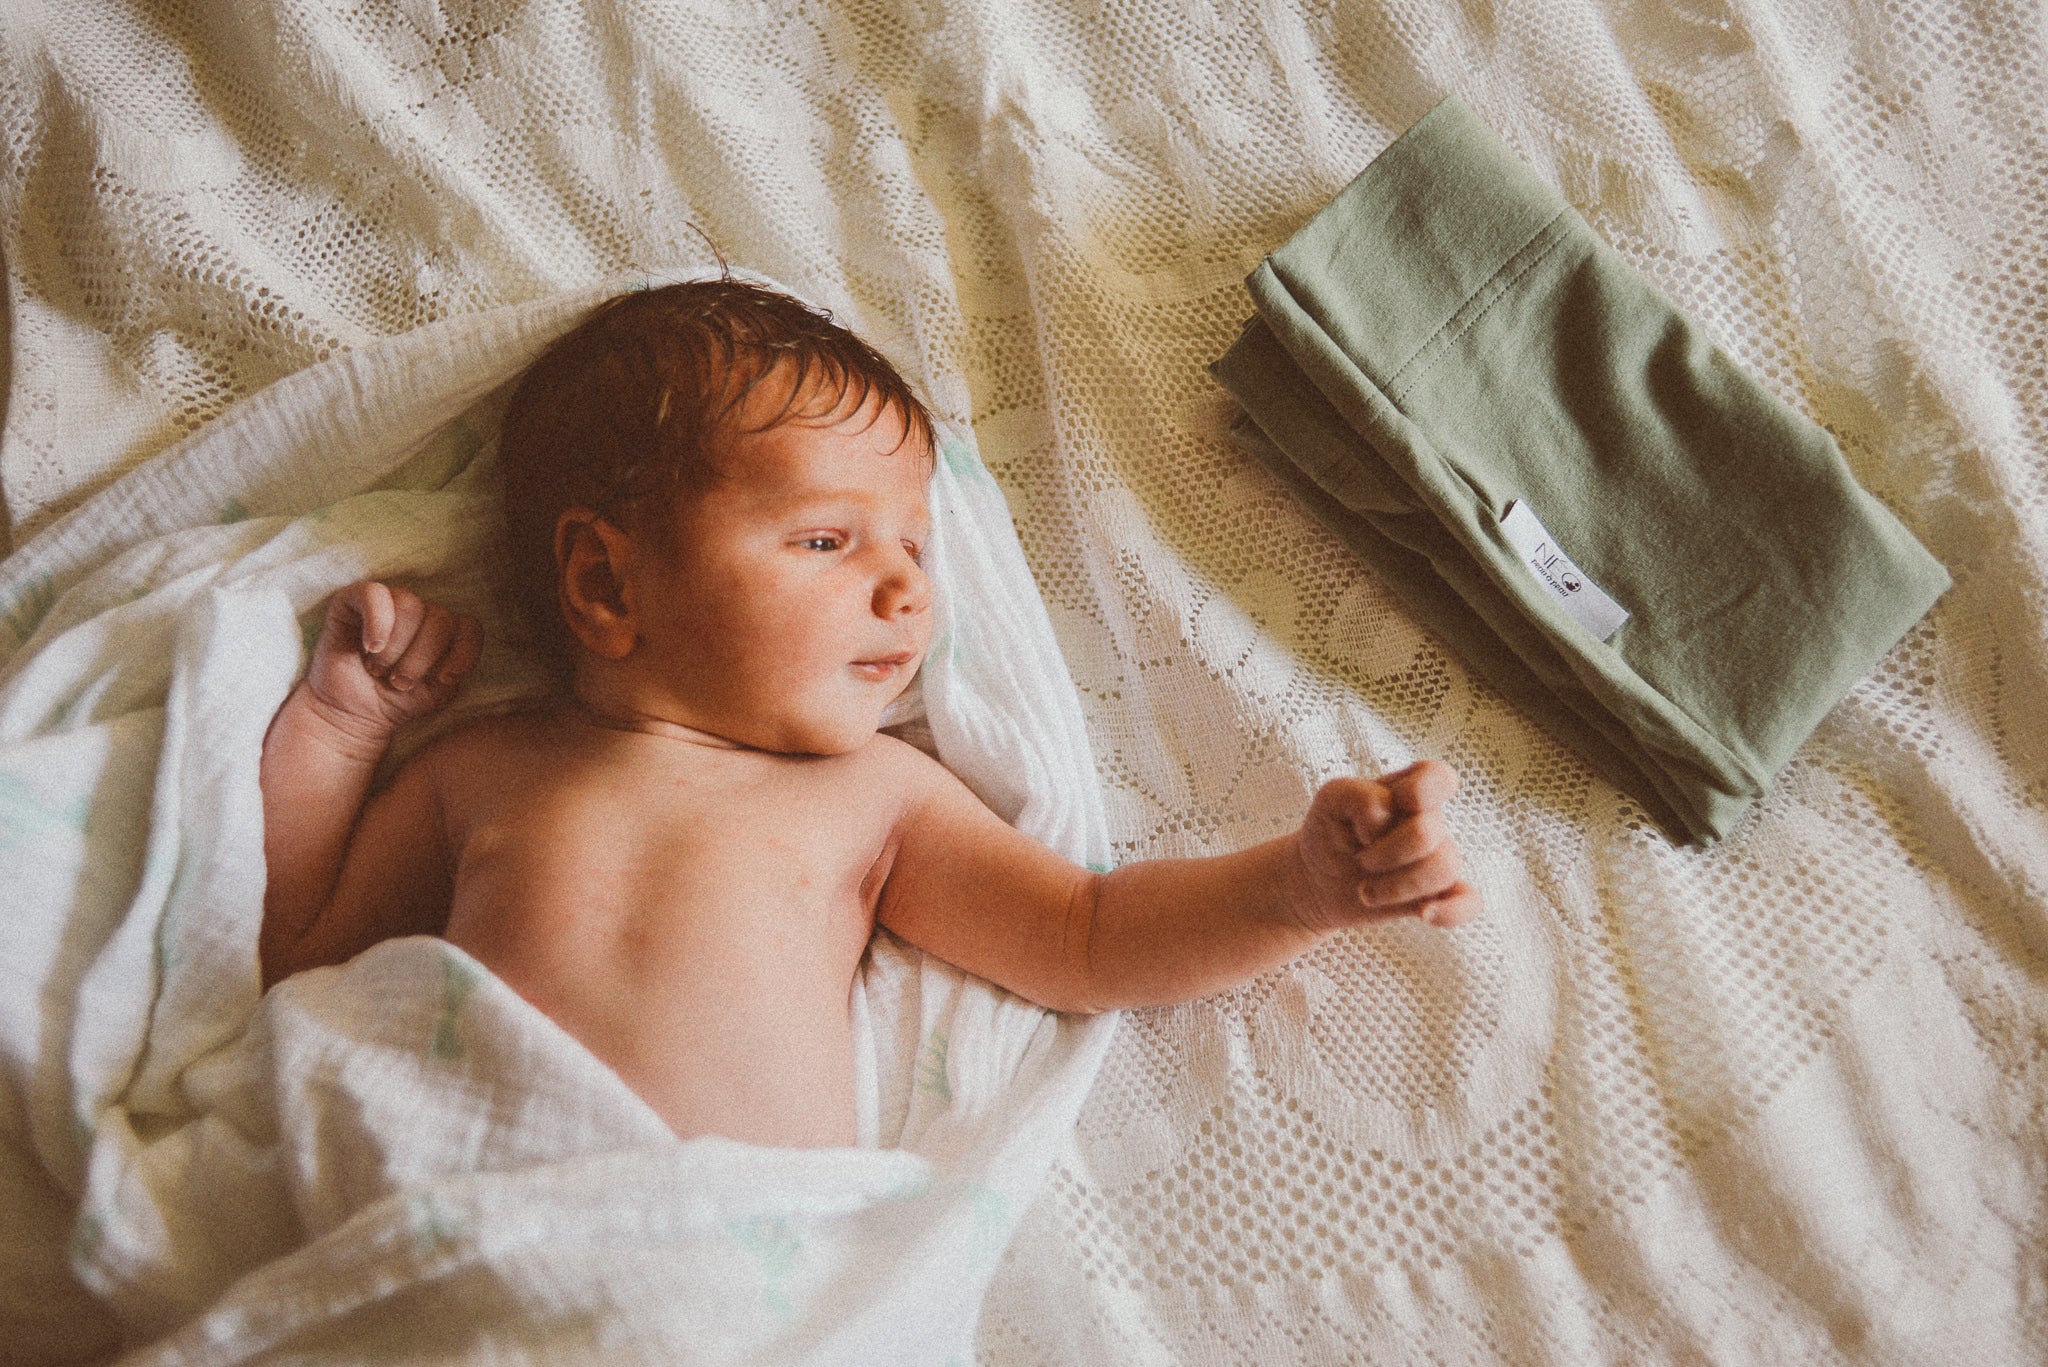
[300,581,483,751]
[1296,760,1480,931]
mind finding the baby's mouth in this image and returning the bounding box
[850,650,918,682]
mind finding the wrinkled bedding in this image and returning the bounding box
[5,0,2046,1361]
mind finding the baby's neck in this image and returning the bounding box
[567,673,749,751]
[567,699,745,749]
[566,656,881,758]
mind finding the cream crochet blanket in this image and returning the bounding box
[4,0,2045,1361]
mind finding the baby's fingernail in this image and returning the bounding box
[390,674,414,691]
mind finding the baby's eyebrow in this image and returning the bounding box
[771,488,930,526]
[775,489,876,514]
[762,483,870,509]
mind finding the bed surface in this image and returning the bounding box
[4,0,2045,1360]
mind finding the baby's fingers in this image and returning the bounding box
[1358,839,1463,911]
[1357,808,1448,874]
[326,580,398,655]
[1310,776,1395,850]
[1384,759,1459,816]
[438,615,485,686]
[1417,881,1482,928]
[382,601,460,693]
[357,584,445,680]
[399,614,484,713]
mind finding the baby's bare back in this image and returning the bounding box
[422,710,913,1147]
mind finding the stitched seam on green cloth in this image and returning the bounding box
[1385,212,1574,409]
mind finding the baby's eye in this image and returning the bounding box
[902,539,923,564]
[796,534,844,552]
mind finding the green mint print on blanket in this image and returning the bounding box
[939,434,994,485]
[431,952,483,1060]
[406,1193,468,1256]
[964,1183,1011,1260]
[68,1211,105,1271]
[3,572,54,645]
[915,1029,952,1103]
[1211,96,1949,845]
[0,773,91,845]
[152,839,194,976]
[726,1215,804,1325]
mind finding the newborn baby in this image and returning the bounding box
[259,279,1480,1148]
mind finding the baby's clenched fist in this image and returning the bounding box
[302,581,483,749]
[1295,760,1480,931]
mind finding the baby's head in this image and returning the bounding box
[498,279,938,754]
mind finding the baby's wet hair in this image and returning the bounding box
[497,278,938,671]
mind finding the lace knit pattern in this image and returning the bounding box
[4,1,2044,1359]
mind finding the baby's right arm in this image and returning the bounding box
[877,750,1477,1014]
[259,582,482,989]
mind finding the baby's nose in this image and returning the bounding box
[874,561,930,618]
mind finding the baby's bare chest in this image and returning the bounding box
[435,739,900,985]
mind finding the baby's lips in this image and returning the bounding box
[849,649,919,683]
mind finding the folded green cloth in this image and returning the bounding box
[1210,96,1949,844]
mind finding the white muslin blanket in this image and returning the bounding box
[0,273,1115,1363]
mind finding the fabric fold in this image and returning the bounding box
[1211,96,1950,843]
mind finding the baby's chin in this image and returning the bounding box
[734,702,893,757]
[650,664,920,756]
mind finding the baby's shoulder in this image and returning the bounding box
[853,729,955,790]
[399,704,564,789]
[842,731,997,831]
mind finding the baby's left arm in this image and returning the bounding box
[259,582,482,988]
[877,755,1478,1014]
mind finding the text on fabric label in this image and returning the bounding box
[1499,500,1629,641]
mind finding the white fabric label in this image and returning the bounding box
[1499,500,1630,641]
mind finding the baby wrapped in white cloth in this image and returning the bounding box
[0,272,1117,1363]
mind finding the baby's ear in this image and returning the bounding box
[554,508,638,660]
